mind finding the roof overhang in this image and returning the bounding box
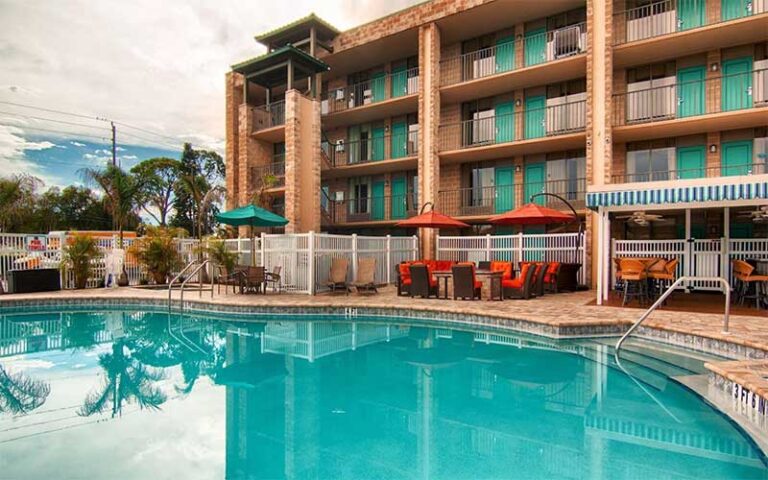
[232,45,330,88]
[255,13,338,47]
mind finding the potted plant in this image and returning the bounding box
[61,235,100,289]
[129,227,182,285]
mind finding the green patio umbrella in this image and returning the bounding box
[216,205,288,265]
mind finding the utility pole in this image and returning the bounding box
[111,121,117,166]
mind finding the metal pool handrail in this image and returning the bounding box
[179,260,213,307]
[615,276,731,353]
[168,260,200,307]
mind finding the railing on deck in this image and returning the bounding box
[612,161,767,183]
[613,68,767,126]
[438,100,586,151]
[437,179,587,217]
[252,100,286,132]
[440,23,587,86]
[322,130,418,167]
[613,0,767,45]
[322,67,419,115]
[330,193,418,224]
[251,160,286,188]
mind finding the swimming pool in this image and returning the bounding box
[0,307,766,479]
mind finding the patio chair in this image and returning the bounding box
[326,257,351,295]
[532,263,547,297]
[613,258,624,294]
[544,262,561,293]
[242,266,266,294]
[216,265,247,294]
[397,262,412,296]
[649,259,677,299]
[452,263,482,300]
[732,260,768,309]
[352,257,378,294]
[478,261,491,270]
[409,264,438,299]
[502,262,536,299]
[619,259,648,306]
[264,266,282,293]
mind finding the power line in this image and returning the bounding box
[0,110,111,132]
[114,121,180,143]
[0,123,111,142]
[118,132,180,151]
[0,100,106,122]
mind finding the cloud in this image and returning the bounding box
[0,124,61,185]
[70,141,86,147]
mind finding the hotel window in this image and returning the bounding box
[626,62,677,121]
[626,140,676,182]
[546,79,587,133]
[461,34,496,81]
[273,142,285,163]
[755,127,768,175]
[464,163,495,207]
[348,177,371,214]
[547,150,586,200]
[462,98,495,146]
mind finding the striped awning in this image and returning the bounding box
[587,180,768,209]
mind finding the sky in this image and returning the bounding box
[0,0,421,188]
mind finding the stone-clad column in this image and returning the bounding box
[418,22,441,259]
[284,89,321,233]
[225,72,243,210]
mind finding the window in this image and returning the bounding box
[348,177,371,214]
[627,140,675,181]
[547,150,586,200]
[273,142,285,163]
[465,163,495,207]
[462,98,495,146]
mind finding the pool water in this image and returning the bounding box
[0,308,766,480]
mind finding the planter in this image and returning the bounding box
[117,267,129,287]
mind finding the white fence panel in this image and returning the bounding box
[263,234,311,294]
[314,233,354,293]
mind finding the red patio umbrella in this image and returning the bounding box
[489,203,574,226]
[395,210,470,229]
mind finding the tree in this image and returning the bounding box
[0,365,50,414]
[0,174,41,232]
[131,157,180,226]
[81,165,144,247]
[171,143,224,236]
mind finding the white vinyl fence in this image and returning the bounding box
[612,238,768,291]
[436,233,587,285]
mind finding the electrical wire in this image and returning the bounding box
[0,110,111,132]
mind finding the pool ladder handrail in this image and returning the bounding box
[168,260,200,307]
[615,276,731,354]
[179,260,214,308]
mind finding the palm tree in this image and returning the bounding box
[0,365,50,414]
[0,174,41,232]
[78,340,167,418]
[178,174,225,241]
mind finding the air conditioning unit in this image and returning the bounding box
[551,25,585,59]
[335,139,345,152]
[334,191,345,202]
[754,59,768,105]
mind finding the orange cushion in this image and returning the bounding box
[402,278,412,286]
[490,261,513,280]
[547,262,560,274]
[399,263,411,282]
[503,278,523,289]
[474,280,483,289]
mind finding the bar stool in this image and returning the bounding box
[619,258,648,306]
[732,260,768,310]
[649,258,678,302]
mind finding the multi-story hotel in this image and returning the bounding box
[225,0,768,290]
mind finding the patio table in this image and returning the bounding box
[431,270,504,301]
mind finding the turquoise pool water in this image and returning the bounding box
[0,307,766,480]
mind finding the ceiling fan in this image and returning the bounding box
[737,205,768,223]
[616,211,665,226]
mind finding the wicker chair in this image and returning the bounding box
[732,259,768,309]
[544,262,561,293]
[409,264,438,299]
[619,259,648,306]
[396,262,412,296]
[264,266,282,293]
[502,263,536,299]
[352,257,378,294]
[242,266,266,294]
[326,257,350,294]
[452,263,482,300]
[532,263,547,297]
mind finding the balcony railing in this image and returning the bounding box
[251,159,285,188]
[613,68,767,126]
[252,100,286,132]
[438,100,586,151]
[329,193,418,224]
[322,67,419,115]
[437,179,587,217]
[440,23,586,86]
[612,161,767,183]
[322,130,418,167]
[614,0,767,45]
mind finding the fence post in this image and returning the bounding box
[260,232,266,267]
[435,234,440,260]
[517,232,524,265]
[485,234,491,261]
[412,235,419,260]
[352,234,358,280]
[386,235,392,284]
[308,231,316,295]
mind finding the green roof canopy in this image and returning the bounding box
[216,205,288,228]
[232,45,330,87]
[254,13,338,47]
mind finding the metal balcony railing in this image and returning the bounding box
[612,161,767,183]
[437,179,587,217]
[252,100,286,132]
[251,160,285,188]
[614,0,766,45]
[612,68,767,126]
[322,130,418,167]
[322,67,419,115]
[329,193,418,223]
[438,100,586,151]
[440,23,586,86]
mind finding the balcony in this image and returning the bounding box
[611,161,767,184]
[438,100,586,163]
[613,0,768,66]
[322,130,418,178]
[252,100,286,142]
[440,23,587,102]
[251,159,286,189]
[321,68,419,128]
[612,68,768,142]
[437,180,587,219]
[328,193,418,225]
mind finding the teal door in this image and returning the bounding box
[722,140,754,176]
[494,101,515,144]
[524,162,546,204]
[678,0,705,30]
[390,177,407,219]
[371,181,385,220]
[495,36,515,73]
[676,145,705,179]
[525,96,546,139]
[722,0,752,20]
[391,65,407,98]
[494,167,515,214]
[371,72,386,102]
[390,122,408,159]
[722,57,753,111]
[371,127,386,161]
[677,66,705,118]
[524,27,547,67]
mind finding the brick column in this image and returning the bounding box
[284,90,321,233]
[237,103,272,237]
[225,72,243,210]
[418,22,441,259]
[706,50,722,114]
[706,132,721,176]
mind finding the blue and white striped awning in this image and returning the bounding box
[587,181,768,209]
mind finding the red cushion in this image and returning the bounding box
[399,263,411,282]
[402,278,412,286]
[474,280,483,289]
[436,261,453,272]
[503,278,523,289]
[490,261,513,280]
[544,274,553,283]
[547,262,560,274]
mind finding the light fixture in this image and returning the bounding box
[515,99,522,107]
[515,165,522,173]
[711,63,719,72]
[709,144,718,153]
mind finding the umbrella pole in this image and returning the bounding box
[251,224,256,266]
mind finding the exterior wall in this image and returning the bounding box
[225,72,243,210]
[284,90,321,233]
